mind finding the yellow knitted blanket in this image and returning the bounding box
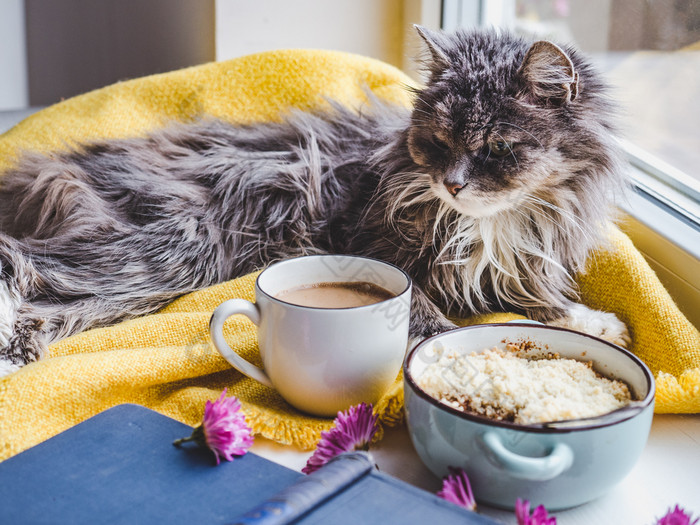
[0,50,698,462]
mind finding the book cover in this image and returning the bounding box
[0,404,495,524]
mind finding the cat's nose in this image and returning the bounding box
[444,182,463,196]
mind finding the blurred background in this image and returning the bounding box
[0,0,440,110]
[1,0,697,180]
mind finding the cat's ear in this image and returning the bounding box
[518,41,579,106]
[414,25,451,67]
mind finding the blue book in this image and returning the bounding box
[0,404,495,524]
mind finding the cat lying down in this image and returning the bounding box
[0,27,630,376]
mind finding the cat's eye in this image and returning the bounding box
[488,139,512,157]
[432,136,449,151]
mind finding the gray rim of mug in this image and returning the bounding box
[256,254,413,311]
[404,323,655,434]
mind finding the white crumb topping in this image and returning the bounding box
[417,345,631,424]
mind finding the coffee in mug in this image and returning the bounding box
[275,281,395,309]
[209,255,412,416]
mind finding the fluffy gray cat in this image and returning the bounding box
[0,27,629,376]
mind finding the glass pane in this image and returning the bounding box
[451,0,700,201]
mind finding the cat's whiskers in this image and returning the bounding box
[432,200,456,246]
[496,121,544,149]
[523,194,578,222]
[423,193,584,314]
[407,120,444,133]
[379,170,441,250]
[384,172,435,212]
[410,107,437,120]
[493,130,519,168]
[509,206,576,273]
[521,193,594,245]
[514,195,596,257]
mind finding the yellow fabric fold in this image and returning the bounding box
[577,227,700,411]
[0,49,698,462]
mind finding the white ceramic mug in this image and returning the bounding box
[209,255,412,416]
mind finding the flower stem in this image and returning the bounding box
[172,436,193,447]
[173,425,205,447]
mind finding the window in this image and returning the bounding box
[443,0,700,327]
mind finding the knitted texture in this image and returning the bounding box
[0,49,698,462]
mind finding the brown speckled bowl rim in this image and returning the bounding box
[404,323,655,434]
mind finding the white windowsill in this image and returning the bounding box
[252,413,700,524]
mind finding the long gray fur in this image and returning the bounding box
[0,28,627,369]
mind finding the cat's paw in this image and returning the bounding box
[418,319,459,339]
[548,304,631,347]
[0,278,21,349]
[0,358,20,378]
[0,297,47,371]
[0,274,25,378]
[409,307,459,340]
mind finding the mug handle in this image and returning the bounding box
[480,431,573,481]
[209,299,273,388]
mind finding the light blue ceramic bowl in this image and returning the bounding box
[403,323,655,511]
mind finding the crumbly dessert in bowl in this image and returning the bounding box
[417,343,633,426]
[403,323,655,511]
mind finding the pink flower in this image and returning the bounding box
[173,388,254,465]
[302,402,379,474]
[657,505,699,525]
[515,498,557,525]
[437,467,477,511]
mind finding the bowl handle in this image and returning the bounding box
[480,431,574,481]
